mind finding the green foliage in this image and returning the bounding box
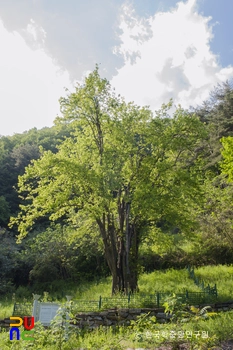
[0,268,232,349]
[12,223,108,291]
[163,294,187,321]
[2,72,233,348]
[185,83,233,263]
[129,313,157,345]
[0,301,13,319]
[12,89,205,238]
[221,136,233,181]
[139,269,200,294]
[189,305,217,322]
[0,196,10,225]
[194,265,233,302]
[191,173,233,263]
[0,229,20,294]
[1,78,233,296]
[0,125,72,228]
[25,226,79,283]
[10,68,207,294]
[163,294,217,324]
[194,80,233,173]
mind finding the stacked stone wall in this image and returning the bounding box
[72,301,233,329]
[1,301,233,329]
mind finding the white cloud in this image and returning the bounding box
[111,0,233,111]
[21,19,47,48]
[0,18,73,136]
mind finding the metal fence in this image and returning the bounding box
[71,289,217,312]
[12,288,218,316]
[12,266,218,314]
[12,302,33,316]
[186,265,218,297]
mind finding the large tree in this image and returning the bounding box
[11,68,206,294]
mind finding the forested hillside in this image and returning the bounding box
[1,69,233,295]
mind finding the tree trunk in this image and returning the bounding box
[96,207,139,295]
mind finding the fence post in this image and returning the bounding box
[32,294,41,322]
[99,295,102,310]
[186,290,189,300]
[128,292,131,305]
[156,292,160,307]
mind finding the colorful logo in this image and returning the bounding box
[9,316,35,341]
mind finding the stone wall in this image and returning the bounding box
[1,301,233,329]
[72,301,233,329]
[71,308,169,329]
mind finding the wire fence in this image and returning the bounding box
[12,266,218,314]
[13,288,218,315]
[186,265,218,297]
[12,302,33,317]
[70,289,217,312]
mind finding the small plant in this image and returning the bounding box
[50,301,75,349]
[129,312,159,345]
[41,291,51,302]
[188,305,217,322]
[130,312,157,332]
[163,293,190,322]
[163,294,217,324]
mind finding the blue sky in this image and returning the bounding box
[0,0,233,136]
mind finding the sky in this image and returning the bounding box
[0,0,233,136]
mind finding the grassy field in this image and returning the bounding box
[0,300,233,349]
[195,264,233,301]
[1,264,232,316]
[0,301,12,320]
[71,265,231,302]
[0,265,232,349]
[138,268,201,294]
[71,268,207,300]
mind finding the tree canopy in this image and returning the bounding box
[10,68,208,293]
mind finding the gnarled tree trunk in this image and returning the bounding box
[96,205,139,295]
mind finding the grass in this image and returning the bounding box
[1,264,232,317]
[73,276,112,299]
[138,268,201,294]
[0,301,13,320]
[195,264,233,301]
[5,265,232,303]
[0,309,232,349]
[0,265,233,348]
[64,267,214,300]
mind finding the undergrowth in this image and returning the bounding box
[1,265,233,348]
[0,309,232,349]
